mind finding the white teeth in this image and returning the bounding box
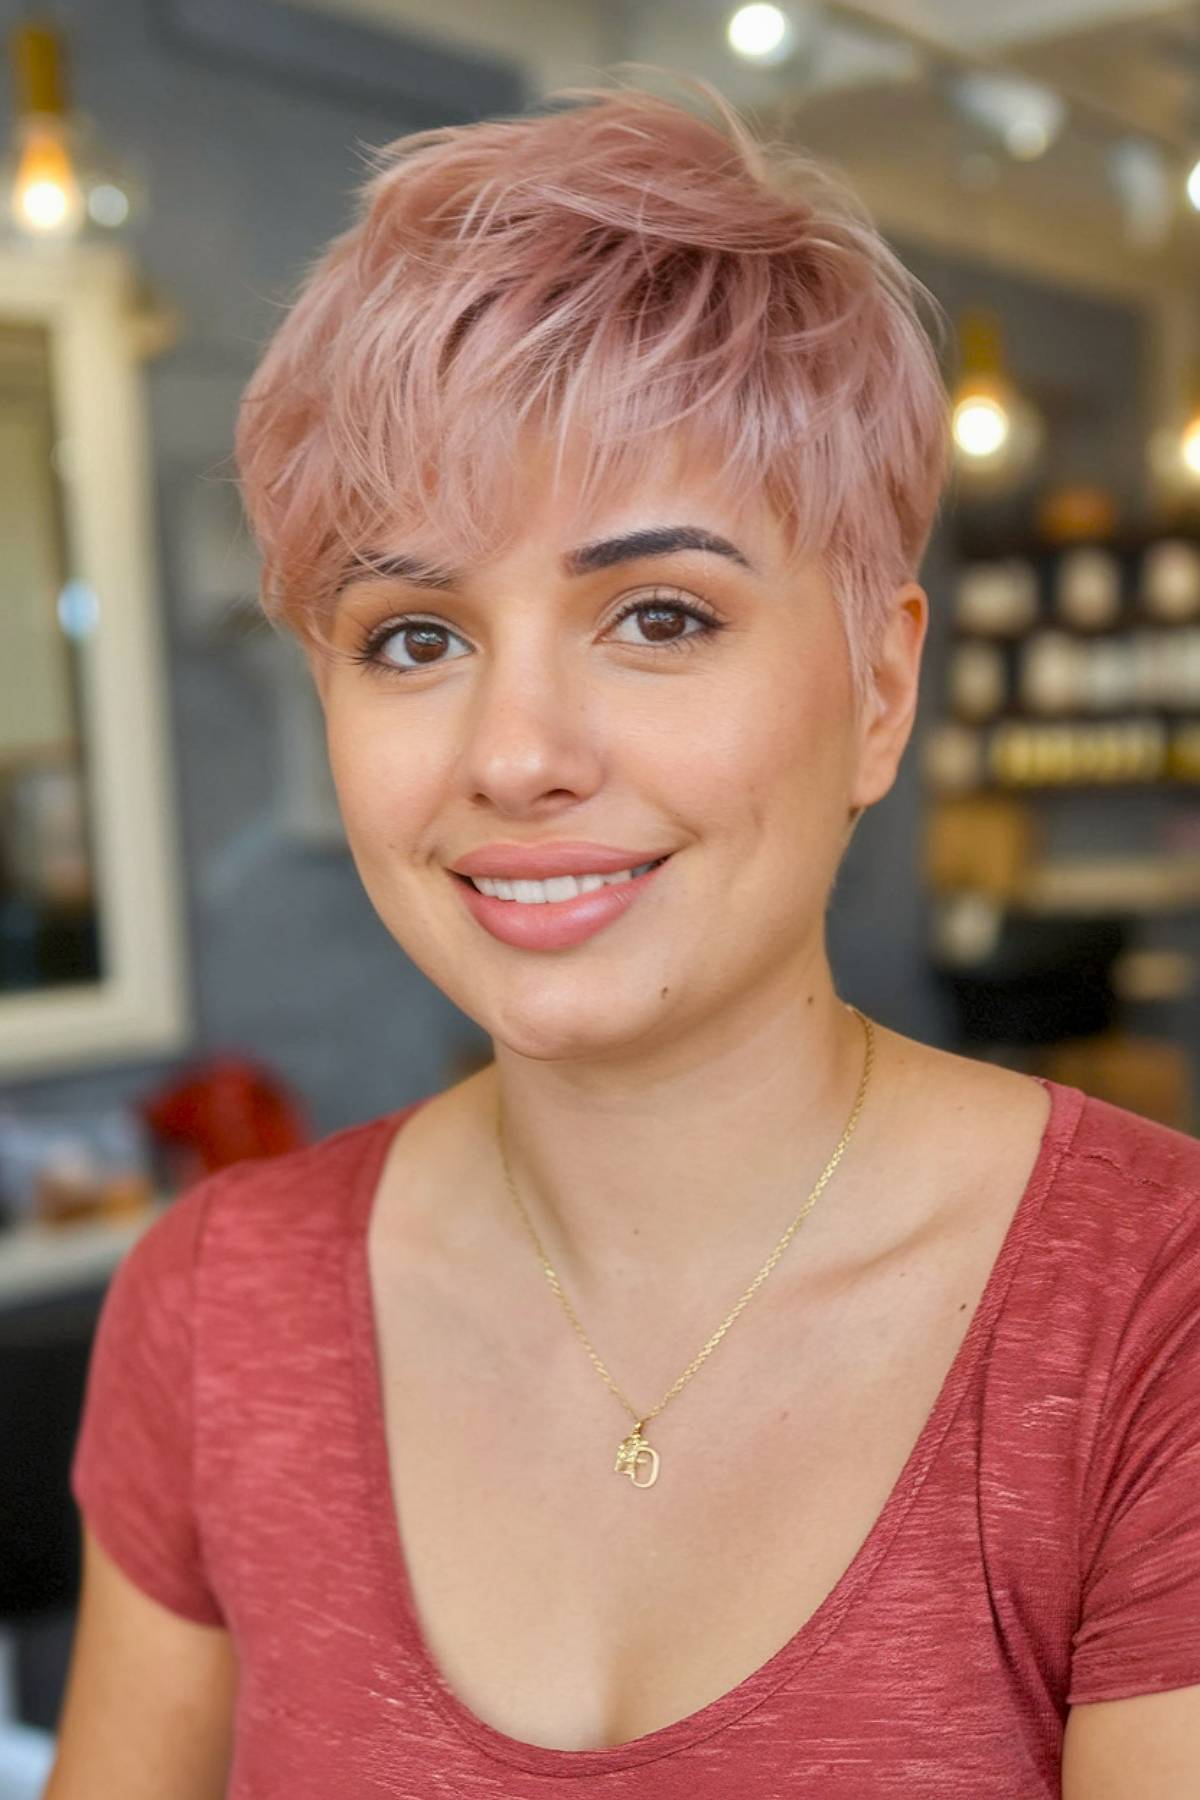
[470,859,660,903]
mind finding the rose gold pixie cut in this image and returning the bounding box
[235,66,948,701]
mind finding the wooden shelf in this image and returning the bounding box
[0,1199,170,1310]
[1019,856,1200,915]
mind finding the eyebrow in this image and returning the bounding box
[341,525,758,592]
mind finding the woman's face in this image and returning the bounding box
[310,440,925,1063]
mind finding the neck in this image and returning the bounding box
[483,958,877,1311]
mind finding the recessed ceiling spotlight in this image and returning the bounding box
[726,4,796,65]
[1004,113,1055,160]
[1181,413,1200,478]
[1186,154,1200,212]
[1108,138,1173,251]
[953,71,1067,163]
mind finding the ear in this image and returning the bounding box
[848,582,929,813]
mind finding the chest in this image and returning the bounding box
[365,1206,1008,1753]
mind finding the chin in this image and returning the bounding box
[468,969,679,1066]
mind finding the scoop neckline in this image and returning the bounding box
[344,1073,1085,1777]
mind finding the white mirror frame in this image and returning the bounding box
[0,243,190,1080]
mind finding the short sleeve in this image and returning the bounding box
[1068,1198,1200,1704]
[70,1174,227,1627]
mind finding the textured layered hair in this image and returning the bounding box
[235,68,949,701]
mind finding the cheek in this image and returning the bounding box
[325,721,379,843]
[324,703,434,862]
[683,656,854,848]
[323,709,458,976]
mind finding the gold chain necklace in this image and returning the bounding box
[493,1003,875,1490]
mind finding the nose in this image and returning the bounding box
[458,637,604,816]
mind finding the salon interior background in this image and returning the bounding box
[1,0,1199,1764]
[4,0,1200,1140]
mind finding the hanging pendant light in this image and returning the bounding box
[1186,151,1200,213]
[4,19,139,241]
[8,21,83,236]
[951,310,1042,483]
[1170,373,1200,488]
[1181,414,1200,477]
[952,312,1014,460]
[1146,353,1200,512]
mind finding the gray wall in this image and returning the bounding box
[1,0,1152,1139]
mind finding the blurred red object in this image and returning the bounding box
[138,1055,311,1183]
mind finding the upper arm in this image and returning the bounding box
[1063,1686,1200,1798]
[1067,1197,1200,1719]
[43,1521,238,1800]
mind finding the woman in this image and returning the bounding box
[52,70,1200,1799]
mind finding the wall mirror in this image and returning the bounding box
[0,244,189,1080]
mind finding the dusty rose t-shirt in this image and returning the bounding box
[71,1078,1200,1796]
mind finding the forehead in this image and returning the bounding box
[519,427,768,546]
[374,427,790,584]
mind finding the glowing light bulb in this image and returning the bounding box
[11,121,83,236]
[1187,157,1200,213]
[954,73,1065,163]
[953,394,1011,459]
[1181,414,1200,478]
[20,177,68,230]
[1005,116,1052,160]
[727,4,791,61]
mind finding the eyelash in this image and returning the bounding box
[347,589,726,679]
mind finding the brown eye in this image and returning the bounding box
[355,618,471,672]
[607,596,723,653]
[635,606,689,642]
[401,624,453,664]
[352,593,724,680]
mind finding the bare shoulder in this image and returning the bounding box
[881,1029,1051,1128]
[866,1027,1054,1229]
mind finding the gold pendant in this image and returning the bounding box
[615,1423,660,1488]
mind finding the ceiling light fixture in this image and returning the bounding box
[726,4,797,66]
[1186,153,1200,213]
[951,312,1012,462]
[952,71,1067,164]
[1108,137,1174,252]
[7,20,82,236]
[4,19,139,241]
[1181,414,1200,476]
[950,311,1042,484]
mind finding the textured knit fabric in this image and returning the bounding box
[70,1078,1200,1797]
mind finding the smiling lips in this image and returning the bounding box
[449,840,671,879]
[448,843,672,950]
